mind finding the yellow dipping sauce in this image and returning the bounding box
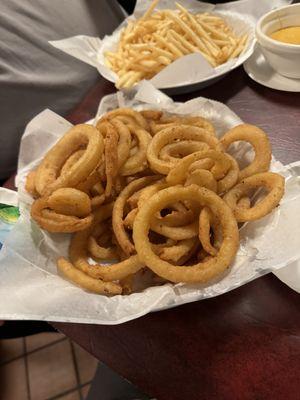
[270,26,300,45]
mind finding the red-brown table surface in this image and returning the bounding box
[7,68,300,399]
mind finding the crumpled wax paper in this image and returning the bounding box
[49,0,292,90]
[0,82,300,325]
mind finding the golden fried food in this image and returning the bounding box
[31,196,93,233]
[26,107,285,295]
[47,188,91,217]
[167,149,230,185]
[25,170,39,198]
[133,185,239,283]
[88,224,118,260]
[120,125,152,176]
[103,122,119,196]
[151,116,216,136]
[35,124,104,196]
[147,126,219,174]
[156,237,198,264]
[223,172,285,222]
[220,124,272,180]
[105,0,249,89]
[198,207,222,256]
[160,141,209,162]
[70,229,143,282]
[57,257,122,295]
[112,176,160,255]
[60,150,85,176]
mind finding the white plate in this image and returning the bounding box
[243,44,300,92]
[49,0,260,96]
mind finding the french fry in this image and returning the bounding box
[153,33,184,57]
[141,0,160,20]
[228,34,248,59]
[124,71,144,88]
[175,3,220,53]
[169,30,197,54]
[167,33,190,55]
[106,1,249,89]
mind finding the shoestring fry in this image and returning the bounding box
[105,0,249,89]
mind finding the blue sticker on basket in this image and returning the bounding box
[0,204,20,249]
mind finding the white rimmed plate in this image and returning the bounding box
[243,44,300,92]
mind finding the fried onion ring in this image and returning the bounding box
[140,109,163,121]
[60,150,85,176]
[109,119,131,168]
[88,234,118,261]
[150,219,198,240]
[120,274,134,295]
[189,159,215,172]
[31,197,93,233]
[25,106,285,295]
[35,124,104,196]
[155,208,195,227]
[104,122,119,196]
[25,170,39,198]
[237,196,251,209]
[198,207,222,256]
[76,170,102,193]
[112,176,160,255]
[166,150,230,186]
[220,124,271,180]
[147,126,220,174]
[160,141,210,162]
[123,208,138,229]
[133,185,239,283]
[47,188,91,217]
[185,169,217,192]
[216,154,239,194]
[223,172,285,222]
[91,194,106,209]
[70,228,143,281]
[151,116,215,136]
[156,237,198,263]
[104,108,149,130]
[120,125,152,176]
[57,257,122,295]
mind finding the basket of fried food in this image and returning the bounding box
[26,108,285,296]
[105,0,250,89]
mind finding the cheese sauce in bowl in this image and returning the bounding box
[270,27,300,45]
[256,4,300,79]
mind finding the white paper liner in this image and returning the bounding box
[0,188,18,207]
[0,83,300,325]
[49,0,292,90]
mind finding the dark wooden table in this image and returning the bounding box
[52,68,300,400]
[9,67,300,399]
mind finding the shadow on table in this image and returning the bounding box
[173,68,247,104]
[87,362,154,400]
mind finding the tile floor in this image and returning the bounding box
[0,332,98,400]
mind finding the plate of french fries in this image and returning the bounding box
[103,0,252,90]
[50,0,276,94]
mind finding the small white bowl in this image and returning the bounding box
[256,4,300,79]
